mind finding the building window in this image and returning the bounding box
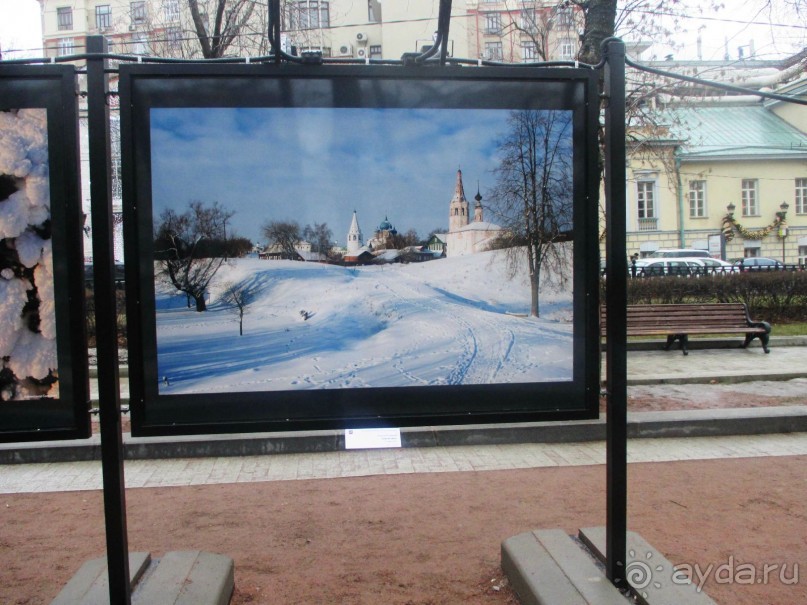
[741,179,758,216]
[521,42,537,62]
[95,5,112,29]
[799,245,807,265]
[301,46,331,57]
[164,0,180,22]
[744,244,761,258]
[558,38,575,59]
[57,7,73,30]
[520,9,537,33]
[555,7,573,28]
[637,180,657,230]
[288,1,330,30]
[796,178,807,214]
[57,37,76,56]
[130,1,146,25]
[369,44,382,59]
[166,26,182,49]
[368,0,381,22]
[132,35,148,55]
[484,13,501,35]
[689,180,706,218]
[484,41,503,61]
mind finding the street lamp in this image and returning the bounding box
[726,202,736,217]
[779,201,789,263]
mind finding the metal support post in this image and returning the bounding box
[603,38,628,591]
[86,35,132,604]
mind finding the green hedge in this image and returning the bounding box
[601,272,807,324]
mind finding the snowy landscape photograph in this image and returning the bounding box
[147,106,577,395]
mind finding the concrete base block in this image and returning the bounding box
[50,551,234,605]
[51,552,151,605]
[579,527,717,605]
[501,529,628,605]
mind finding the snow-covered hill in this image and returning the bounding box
[155,249,574,394]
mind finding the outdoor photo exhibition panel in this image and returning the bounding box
[120,65,600,436]
[0,65,90,442]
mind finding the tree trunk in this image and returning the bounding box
[577,0,617,65]
[194,295,207,312]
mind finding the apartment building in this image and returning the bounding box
[37,0,582,61]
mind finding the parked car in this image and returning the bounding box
[631,258,704,277]
[733,257,785,272]
[687,257,739,275]
[648,248,711,259]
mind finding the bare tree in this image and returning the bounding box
[303,222,333,255]
[154,201,234,311]
[487,110,574,317]
[220,280,257,335]
[262,220,301,259]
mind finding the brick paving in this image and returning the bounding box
[2,433,806,494]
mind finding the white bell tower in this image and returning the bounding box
[346,210,363,253]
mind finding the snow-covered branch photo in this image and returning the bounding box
[149,107,577,395]
[0,109,58,401]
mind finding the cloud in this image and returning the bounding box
[150,108,563,244]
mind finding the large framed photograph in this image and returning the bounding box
[120,64,600,436]
[0,65,90,442]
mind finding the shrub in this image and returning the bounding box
[600,270,807,323]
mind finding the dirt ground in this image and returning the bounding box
[5,382,805,604]
[1,454,805,604]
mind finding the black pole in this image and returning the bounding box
[86,35,132,604]
[603,38,628,590]
[438,0,453,64]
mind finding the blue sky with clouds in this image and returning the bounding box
[150,107,522,245]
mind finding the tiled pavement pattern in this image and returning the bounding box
[2,433,806,494]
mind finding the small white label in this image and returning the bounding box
[345,427,402,449]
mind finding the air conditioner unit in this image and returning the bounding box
[337,43,354,57]
[355,32,368,44]
[357,47,368,58]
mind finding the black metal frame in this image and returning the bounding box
[118,64,602,436]
[0,64,90,443]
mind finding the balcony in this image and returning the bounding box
[637,217,658,231]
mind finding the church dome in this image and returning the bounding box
[378,216,396,233]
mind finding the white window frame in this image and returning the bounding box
[521,41,537,62]
[741,179,759,216]
[689,180,706,218]
[369,44,382,59]
[164,0,180,23]
[484,41,503,61]
[559,38,575,59]
[289,1,330,30]
[796,178,807,214]
[637,180,656,219]
[57,37,76,56]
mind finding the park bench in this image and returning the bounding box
[600,303,771,355]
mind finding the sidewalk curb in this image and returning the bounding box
[2,406,805,465]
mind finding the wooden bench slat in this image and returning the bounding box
[600,302,771,355]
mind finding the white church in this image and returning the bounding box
[344,169,504,261]
[444,169,505,257]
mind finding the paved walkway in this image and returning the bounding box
[2,433,806,494]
